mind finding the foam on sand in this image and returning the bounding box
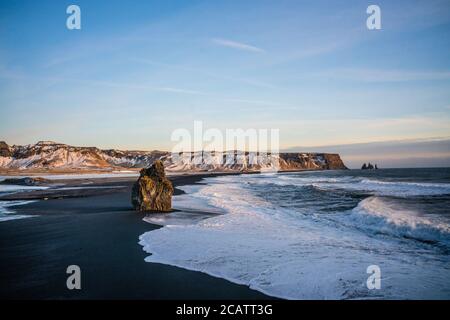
[0,200,36,222]
[0,184,49,194]
[0,181,49,222]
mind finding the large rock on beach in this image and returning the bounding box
[131,160,173,212]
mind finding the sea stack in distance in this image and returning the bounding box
[131,160,173,212]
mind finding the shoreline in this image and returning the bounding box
[0,173,275,300]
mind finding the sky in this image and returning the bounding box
[0,0,450,167]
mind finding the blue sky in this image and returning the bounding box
[1,0,450,165]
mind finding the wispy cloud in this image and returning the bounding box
[221,98,295,109]
[0,69,209,96]
[283,137,450,169]
[132,58,277,89]
[156,87,207,95]
[82,80,209,96]
[255,114,450,149]
[310,68,450,82]
[223,98,279,105]
[212,38,265,53]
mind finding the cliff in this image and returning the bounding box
[0,141,347,172]
[0,141,12,157]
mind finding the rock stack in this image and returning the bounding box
[131,160,173,212]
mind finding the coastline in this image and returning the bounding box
[0,173,274,299]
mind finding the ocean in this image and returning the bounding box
[139,168,450,299]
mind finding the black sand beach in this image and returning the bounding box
[0,174,272,300]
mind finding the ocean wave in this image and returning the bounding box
[254,174,450,197]
[313,178,450,197]
[341,197,450,245]
[261,174,357,187]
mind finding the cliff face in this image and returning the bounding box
[0,141,12,157]
[278,153,347,170]
[323,153,347,170]
[0,141,347,172]
[1,141,111,169]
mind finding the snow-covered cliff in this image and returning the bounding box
[0,141,347,172]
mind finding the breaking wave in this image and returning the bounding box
[340,196,450,245]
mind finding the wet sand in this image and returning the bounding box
[0,174,273,299]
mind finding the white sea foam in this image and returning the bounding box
[0,182,47,222]
[140,174,450,299]
[0,185,48,194]
[143,184,225,226]
[0,200,36,222]
[56,186,126,190]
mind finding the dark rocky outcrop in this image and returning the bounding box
[322,154,347,170]
[361,162,378,170]
[131,160,173,212]
[0,141,12,157]
[277,153,347,170]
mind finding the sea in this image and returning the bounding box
[139,168,450,299]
